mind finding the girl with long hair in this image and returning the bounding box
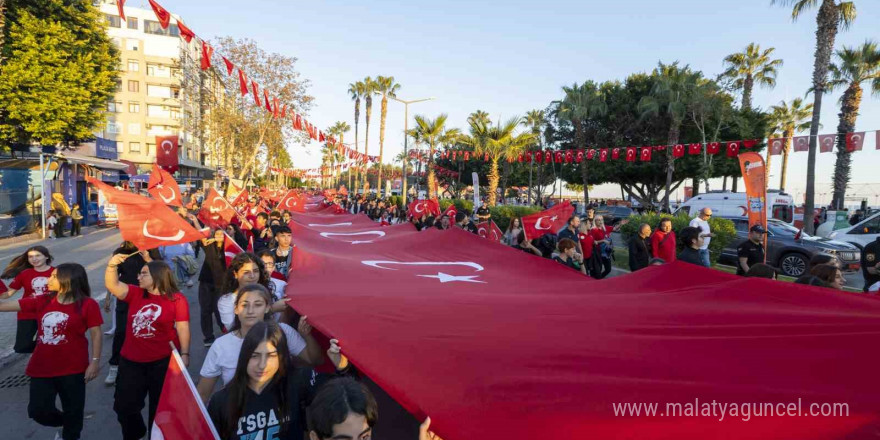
[104,256,191,440]
[197,284,324,403]
[504,218,523,246]
[0,263,102,440]
[217,253,285,330]
[198,229,228,346]
[2,245,55,353]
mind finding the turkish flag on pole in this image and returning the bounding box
[743,139,759,149]
[426,199,441,217]
[611,148,620,160]
[793,136,809,152]
[599,149,608,162]
[86,178,208,250]
[476,220,504,243]
[231,189,249,209]
[408,200,431,218]
[147,0,170,29]
[237,69,248,95]
[198,188,237,229]
[251,81,261,107]
[521,201,574,240]
[155,135,179,173]
[177,20,194,43]
[819,134,836,153]
[200,41,213,70]
[688,143,702,155]
[706,142,721,155]
[148,163,182,207]
[845,132,865,152]
[726,141,741,157]
[276,190,305,212]
[768,138,785,156]
[625,147,636,162]
[116,0,126,21]
[640,147,652,161]
[672,144,685,158]
[150,349,220,440]
[222,56,234,75]
[223,232,244,265]
[442,204,458,220]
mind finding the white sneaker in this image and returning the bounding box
[103,327,115,335]
[186,280,194,288]
[54,430,62,440]
[105,365,118,385]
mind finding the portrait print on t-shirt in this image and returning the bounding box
[132,304,162,338]
[31,275,49,297]
[39,311,69,345]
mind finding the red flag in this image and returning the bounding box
[819,134,836,153]
[575,150,584,163]
[147,0,170,29]
[476,220,504,243]
[443,204,458,220]
[793,136,809,152]
[150,351,220,440]
[222,56,234,75]
[611,148,620,160]
[625,147,636,162]
[276,190,305,212]
[251,81,261,107]
[408,200,431,218]
[688,143,702,155]
[294,114,303,131]
[768,138,784,156]
[726,141,741,157]
[155,135,179,174]
[177,20,194,43]
[599,149,608,162]
[672,144,685,158]
[200,41,213,70]
[231,189,249,209]
[743,139,759,149]
[237,69,248,95]
[116,0,126,21]
[706,142,720,155]
[148,163,182,207]
[280,104,287,118]
[198,188,237,229]
[565,150,573,163]
[521,201,574,240]
[319,131,326,143]
[640,147,652,161]
[845,132,865,152]
[264,90,272,112]
[223,232,245,265]
[246,236,254,253]
[272,98,280,118]
[587,149,595,160]
[86,177,208,249]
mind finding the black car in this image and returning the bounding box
[719,217,861,277]
[590,206,634,226]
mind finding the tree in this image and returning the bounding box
[522,110,546,204]
[348,81,365,192]
[411,114,448,199]
[721,43,783,110]
[826,41,880,209]
[468,110,490,126]
[327,121,351,188]
[0,0,118,149]
[772,0,857,233]
[768,98,813,191]
[638,62,702,211]
[688,77,733,194]
[559,82,607,204]
[374,76,400,194]
[361,77,376,193]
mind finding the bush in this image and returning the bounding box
[437,199,540,231]
[618,212,736,266]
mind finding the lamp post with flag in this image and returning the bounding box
[391,96,435,206]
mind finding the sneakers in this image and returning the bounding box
[54,430,62,440]
[204,337,215,347]
[105,365,118,385]
[186,280,194,288]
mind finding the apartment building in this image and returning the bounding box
[97,1,217,183]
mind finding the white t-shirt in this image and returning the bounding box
[199,322,306,385]
[217,293,236,329]
[268,278,287,321]
[689,217,711,250]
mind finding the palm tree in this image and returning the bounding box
[468,110,491,126]
[768,98,813,191]
[465,117,538,206]
[373,76,401,195]
[411,114,448,199]
[825,41,880,208]
[559,82,607,205]
[327,121,351,188]
[772,0,857,233]
[348,81,365,193]
[721,43,783,110]
[638,62,702,211]
[522,110,545,205]
[361,77,376,193]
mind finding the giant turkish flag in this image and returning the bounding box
[521,201,574,240]
[284,210,880,440]
[155,135,179,173]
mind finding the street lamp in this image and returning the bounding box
[391,96,435,206]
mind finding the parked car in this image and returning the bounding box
[674,190,795,224]
[591,205,634,226]
[718,217,861,277]
[825,211,880,250]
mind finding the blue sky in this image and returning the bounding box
[158,0,879,204]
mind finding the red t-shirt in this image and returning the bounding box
[121,285,189,363]
[10,267,56,320]
[19,295,102,377]
[589,226,613,242]
[577,232,595,259]
[651,230,677,262]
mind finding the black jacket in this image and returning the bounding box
[677,247,704,267]
[199,241,226,286]
[628,236,651,272]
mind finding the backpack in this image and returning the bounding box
[178,255,198,276]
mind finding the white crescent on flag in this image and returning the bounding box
[319,231,386,244]
[534,215,557,230]
[142,221,185,242]
[156,184,176,204]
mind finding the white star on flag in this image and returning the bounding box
[418,272,486,284]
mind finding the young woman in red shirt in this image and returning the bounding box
[104,255,191,440]
[650,218,677,263]
[2,246,56,353]
[0,263,102,440]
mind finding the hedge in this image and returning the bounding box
[618,212,737,266]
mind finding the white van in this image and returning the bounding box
[673,190,795,224]
[826,211,880,250]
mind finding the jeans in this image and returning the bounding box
[114,356,169,440]
[29,373,86,440]
[699,248,711,267]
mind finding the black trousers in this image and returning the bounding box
[71,219,81,236]
[14,319,37,353]
[198,283,222,340]
[54,216,66,237]
[114,356,169,440]
[28,373,86,440]
[597,257,613,279]
[109,301,128,366]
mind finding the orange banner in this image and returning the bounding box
[738,152,768,260]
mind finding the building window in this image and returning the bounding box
[146,84,171,98]
[129,142,141,153]
[106,122,121,134]
[127,60,139,72]
[128,123,141,135]
[115,79,122,92]
[146,63,171,78]
[116,141,124,153]
[129,102,140,113]
[146,143,155,155]
[105,14,121,28]
[171,87,181,99]
[127,80,139,92]
[126,17,138,30]
[125,39,139,52]
[144,20,180,37]
[170,108,181,120]
[107,101,122,113]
